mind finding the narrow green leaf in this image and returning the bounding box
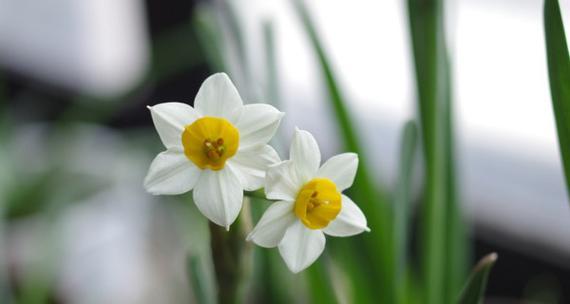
[219,0,252,86]
[442,41,468,303]
[457,253,498,304]
[306,257,339,304]
[193,4,226,72]
[407,1,446,302]
[406,0,467,303]
[292,0,395,302]
[187,255,212,304]
[263,21,280,108]
[544,0,570,201]
[444,97,468,304]
[393,121,418,304]
[262,21,286,153]
[330,245,376,303]
[255,249,294,304]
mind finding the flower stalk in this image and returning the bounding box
[209,201,253,304]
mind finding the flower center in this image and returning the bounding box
[294,178,341,229]
[181,116,239,171]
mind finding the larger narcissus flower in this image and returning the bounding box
[144,73,283,229]
[247,128,370,273]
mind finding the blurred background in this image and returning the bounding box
[0,0,569,303]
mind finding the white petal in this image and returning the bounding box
[278,221,326,273]
[193,166,244,229]
[265,160,303,201]
[246,201,296,248]
[144,150,201,195]
[323,195,370,237]
[236,104,284,149]
[148,102,200,149]
[316,153,358,191]
[193,73,243,122]
[290,128,321,183]
[228,145,280,191]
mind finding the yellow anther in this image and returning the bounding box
[203,138,225,161]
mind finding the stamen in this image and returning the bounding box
[203,138,226,161]
[204,141,215,149]
[307,202,315,211]
[206,150,219,160]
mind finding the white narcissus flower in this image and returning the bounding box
[247,128,370,273]
[144,73,284,229]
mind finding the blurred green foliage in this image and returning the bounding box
[3,0,543,302]
[544,0,570,202]
[458,253,497,304]
[406,0,468,303]
[393,121,418,304]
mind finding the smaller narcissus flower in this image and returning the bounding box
[247,128,370,273]
[144,73,284,230]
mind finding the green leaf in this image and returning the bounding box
[187,255,213,304]
[393,121,418,303]
[406,0,467,303]
[263,21,280,108]
[193,4,227,72]
[291,0,395,302]
[255,249,295,304]
[262,21,286,153]
[544,0,570,201]
[306,257,339,304]
[219,0,252,88]
[457,253,498,304]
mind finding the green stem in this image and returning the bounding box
[209,205,252,304]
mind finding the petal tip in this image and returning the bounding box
[208,72,232,84]
[145,188,160,196]
[285,261,309,274]
[347,152,358,159]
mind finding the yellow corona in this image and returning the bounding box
[182,116,239,170]
[294,178,341,229]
